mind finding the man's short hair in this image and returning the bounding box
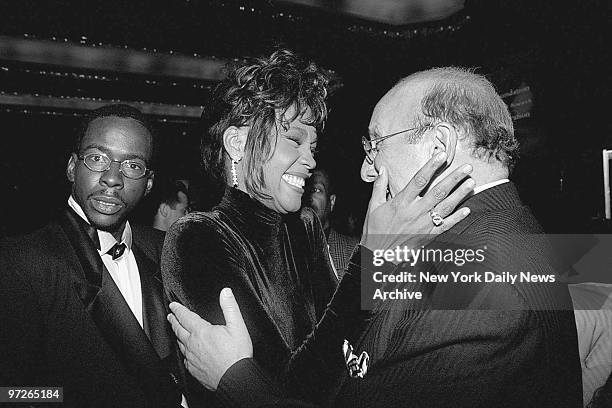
[135,177,188,225]
[154,178,188,208]
[73,104,158,168]
[200,49,329,200]
[401,67,518,170]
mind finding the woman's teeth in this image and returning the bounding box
[282,174,305,189]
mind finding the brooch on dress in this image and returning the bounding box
[343,339,369,379]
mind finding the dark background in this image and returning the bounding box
[0,0,609,236]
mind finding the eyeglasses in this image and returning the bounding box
[362,125,430,164]
[78,152,150,179]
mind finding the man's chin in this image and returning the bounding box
[86,212,126,235]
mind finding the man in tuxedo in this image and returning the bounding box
[0,104,186,407]
[333,66,582,407]
[169,67,582,407]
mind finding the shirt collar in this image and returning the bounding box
[473,179,509,195]
[67,196,132,254]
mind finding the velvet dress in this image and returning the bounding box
[162,187,364,404]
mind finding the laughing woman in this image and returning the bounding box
[162,50,347,405]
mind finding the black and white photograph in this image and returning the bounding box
[0,1,610,407]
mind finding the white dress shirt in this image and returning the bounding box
[473,178,510,195]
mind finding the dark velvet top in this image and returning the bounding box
[162,188,357,402]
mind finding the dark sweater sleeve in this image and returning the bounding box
[217,358,319,408]
[298,207,340,318]
[280,245,375,402]
[216,358,283,407]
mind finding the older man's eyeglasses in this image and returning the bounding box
[78,152,150,179]
[362,125,429,164]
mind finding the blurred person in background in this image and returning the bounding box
[302,167,358,278]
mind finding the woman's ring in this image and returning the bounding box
[429,209,444,227]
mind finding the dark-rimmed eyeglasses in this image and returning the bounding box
[362,125,431,164]
[77,152,150,180]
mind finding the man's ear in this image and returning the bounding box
[330,194,336,212]
[222,126,248,160]
[431,122,458,165]
[66,153,77,182]
[145,172,154,196]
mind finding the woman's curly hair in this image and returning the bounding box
[200,49,329,201]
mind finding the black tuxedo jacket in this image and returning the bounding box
[0,209,183,408]
[332,183,582,407]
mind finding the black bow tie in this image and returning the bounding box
[107,243,127,260]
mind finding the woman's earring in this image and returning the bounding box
[231,159,239,188]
